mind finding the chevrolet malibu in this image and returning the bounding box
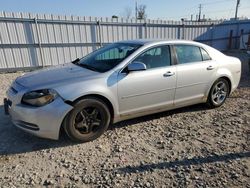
[4,40,241,142]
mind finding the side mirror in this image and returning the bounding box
[127,61,147,72]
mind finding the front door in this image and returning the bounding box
[117,45,177,115]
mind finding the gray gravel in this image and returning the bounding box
[0,51,249,187]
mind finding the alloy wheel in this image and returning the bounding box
[211,81,228,105]
[74,107,102,134]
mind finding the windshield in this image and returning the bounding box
[75,43,142,73]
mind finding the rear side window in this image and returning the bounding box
[200,48,211,61]
[175,45,203,64]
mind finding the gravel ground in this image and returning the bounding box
[0,51,249,188]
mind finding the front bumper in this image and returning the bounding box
[5,96,73,140]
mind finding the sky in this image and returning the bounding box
[0,0,250,21]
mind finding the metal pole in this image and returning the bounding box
[198,4,202,22]
[210,24,214,47]
[235,22,240,49]
[97,21,102,47]
[144,22,147,38]
[228,30,233,50]
[34,18,44,67]
[235,0,240,20]
[182,22,185,39]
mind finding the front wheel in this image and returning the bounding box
[207,78,229,108]
[64,97,111,142]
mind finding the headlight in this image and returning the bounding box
[22,89,58,107]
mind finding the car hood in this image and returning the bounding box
[16,63,100,89]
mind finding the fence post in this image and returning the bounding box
[34,18,44,67]
[228,30,233,50]
[177,27,180,39]
[182,23,185,39]
[210,23,214,47]
[235,22,240,49]
[97,20,102,47]
[239,29,244,49]
[144,22,147,38]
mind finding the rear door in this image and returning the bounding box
[174,44,217,106]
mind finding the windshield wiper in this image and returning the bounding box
[71,58,80,64]
[71,59,99,72]
[78,64,100,72]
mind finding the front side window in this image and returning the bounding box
[175,45,203,64]
[133,45,171,69]
[77,43,142,72]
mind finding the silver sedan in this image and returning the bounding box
[4,40,241,142]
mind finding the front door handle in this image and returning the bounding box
[163,71,175,77]
[207,65,214,70]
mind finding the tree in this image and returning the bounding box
[123,6,133,19]
[137,4,147,20]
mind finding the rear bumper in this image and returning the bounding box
[6,97,73,140]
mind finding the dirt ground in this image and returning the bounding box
[0,51,249,188]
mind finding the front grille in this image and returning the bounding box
[15,121,40,131]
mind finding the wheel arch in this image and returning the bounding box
[65,94,115,122]
[219,76,232,94]
[205,75,233,101]
[59,93,115,139]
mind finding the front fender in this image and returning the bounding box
[54,78,120,119]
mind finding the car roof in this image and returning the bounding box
[117,39,203,46]
[116,39,225,60]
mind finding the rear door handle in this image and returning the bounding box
[163,71,175,77]
[207,65,214,70]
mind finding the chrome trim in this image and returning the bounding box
[176,82,205,89]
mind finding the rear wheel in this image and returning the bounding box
[207,78,229,108]
[64,97,111,142]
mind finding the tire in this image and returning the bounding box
[206,78,230,108]
[63,97,111,142]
